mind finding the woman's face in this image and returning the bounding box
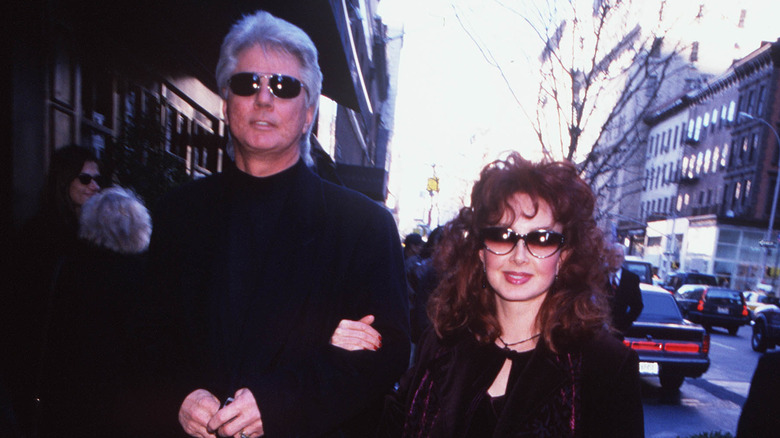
[68,161,101,208]
[479,193,567,310]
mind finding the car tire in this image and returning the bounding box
[728,326,739,336]
[659,372,685,392]
[752,321,768,353]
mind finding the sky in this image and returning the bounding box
[376,0,780,236]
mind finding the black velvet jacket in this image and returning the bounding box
[379,328,644,437]
[143,160,410,437]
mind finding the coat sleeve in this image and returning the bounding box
[246,205,411,437]
[582,333,645,437]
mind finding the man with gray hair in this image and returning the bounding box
[146,10,409,438]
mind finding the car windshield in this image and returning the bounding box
[638,292,684,323]
[624,262,651,283]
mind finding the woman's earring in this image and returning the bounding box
[482,264,487,289]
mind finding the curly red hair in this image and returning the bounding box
[429,152,609,352]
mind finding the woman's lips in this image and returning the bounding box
[503,271,531,285]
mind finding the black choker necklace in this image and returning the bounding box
[498,333,540,350]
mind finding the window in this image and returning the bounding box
[662,163,667,184]
[707,189,713,205]
[703,112,710,127]
[721,143,728,168]
[688,119,695,139]
[750,134,758,162]
[694,116,702,141]
[756,86,766,116]
[696,152,704,175]
[712,109,718,131]
[704,149,711,174]
[744,180,751,206]
[699,191,705,206]
[728,101,736,122]
[673,125,679,149]
[735,182,742,201]
[677,194,683,211]
[682,156,689,177]
[661,132,667,153]
[684,193,690,206]
[746,89,756,116]
[712,147,720,172]
[690,41,699,62]
[663,197,669,213]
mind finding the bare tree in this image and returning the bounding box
[455,0,691,217]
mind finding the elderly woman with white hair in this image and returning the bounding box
[33,187,152,438]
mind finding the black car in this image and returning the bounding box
[662,272,719,293]
[674,285,750,335]
[751,305,780,352]
[623,284,710,391]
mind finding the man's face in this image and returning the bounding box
[608,248,624,270]
[223,45,314,173]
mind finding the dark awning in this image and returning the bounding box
[51,0,361,110]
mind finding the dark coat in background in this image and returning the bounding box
[737,351,780,437]
[36,242,147,438]
[144,160,410,437]
[610,268,644,333]
[379,328,644,438]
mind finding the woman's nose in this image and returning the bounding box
[509,240,530,263]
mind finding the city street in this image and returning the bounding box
[643,325,761,437]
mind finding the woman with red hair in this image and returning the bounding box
[334,152,644,437]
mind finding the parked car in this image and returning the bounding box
[751,305,780,352]
[623,284,710,391]
[662,272,719,293]
[623,256,654,285]
[674,285,749,335]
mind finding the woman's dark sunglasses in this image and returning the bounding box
[228,72,305,99]
[480,227,565,259]
[77,173,103,186]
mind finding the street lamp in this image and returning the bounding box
[739,112,780,287]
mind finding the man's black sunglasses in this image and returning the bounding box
[480,227,565,259]
[77,173,104,186]
[228,72,305,99]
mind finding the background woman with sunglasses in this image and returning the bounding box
[339,152,644,436]
[5,144,104,434]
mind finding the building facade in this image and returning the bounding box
[641,39,780,289]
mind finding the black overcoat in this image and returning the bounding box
[143,160,410,437]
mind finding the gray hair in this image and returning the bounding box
[216,10,322,166]
[78,187,152,255]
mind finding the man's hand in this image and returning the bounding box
[330,314,382,351]
[208,388,264,437]
[179,389,220,438]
